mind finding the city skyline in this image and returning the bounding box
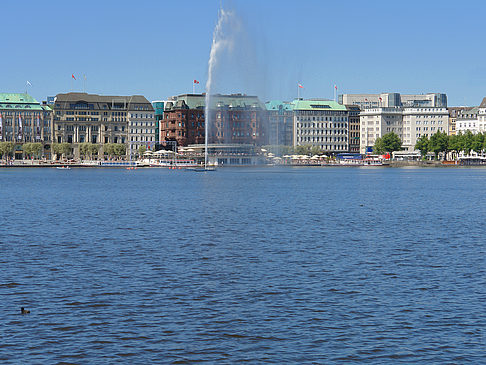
[2,0,485,106]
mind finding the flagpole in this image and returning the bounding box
[298,84,300,100]
[193,82,195,94]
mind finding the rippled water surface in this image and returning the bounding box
[1,167,485,363]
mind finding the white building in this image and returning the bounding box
[128,108,156,158]
[455,107,479,134]
[293,99,348,152]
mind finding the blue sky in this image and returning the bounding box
[1,0,485,106]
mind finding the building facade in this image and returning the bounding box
[293,99,349,153]
[161,93,267,147]
[265,100,294,146]
[346,105,360,153]
[455,107,479,134]
[53,92,154,158]
[0,93,53,157]
[340,92,447,109]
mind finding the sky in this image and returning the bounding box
[1,0,486,106]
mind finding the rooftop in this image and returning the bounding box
[292,99,347,111]
[0,93,44,111]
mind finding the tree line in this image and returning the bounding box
[0,142,130,160]
[374,131,486,160]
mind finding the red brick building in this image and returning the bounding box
[161,93,267,147]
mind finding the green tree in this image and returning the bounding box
[373,137,385,154]
[138,145,147,156]
[103,143,115,159]
[472,132,485,155]
[294,144,312,155]
[463,130,474,155]
[79,142,90,159]
[31,143,43,158]
[52,143,72,159]
[381,132,402,153]
[310,145,322,156]
[22,143,33,157]
[0,142,15,160]
[428,131,449,160]
[415,135,430,159]
[113,144,126,158]
[88,143,100,159]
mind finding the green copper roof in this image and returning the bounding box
[265,100,294,111]
[292,99,347,111]
[0,93,44,110]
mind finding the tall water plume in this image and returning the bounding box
[205,7,239,165]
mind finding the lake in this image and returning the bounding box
[1,166,485,363]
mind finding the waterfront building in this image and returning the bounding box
[53,92,154,158]
[346,105,360,153]
[161,93,267,147]
[352,92,449,153]
[359,107,403,153]
[448,107,467,135]
[293,99,349,153]
[265,100,294,146]
[340,92,447,109]
[455,106,479,134]
[152,100,166,147]
[359,106,448,153]
[0,93,53,158]
[402,106,448,150]
[478,98,486,132]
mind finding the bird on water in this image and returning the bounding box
[21,307,30,314]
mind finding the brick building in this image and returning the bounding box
[161,93,267,147]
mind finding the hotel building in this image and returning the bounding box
[161,93,267,147]
[53,92,155,158]
[293,99,349,152]
[265,100,294,146]
[0,93,53,157]
[347,92,449,153]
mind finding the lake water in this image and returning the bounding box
[1,166,485,363]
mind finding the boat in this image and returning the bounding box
[56,166,71,170]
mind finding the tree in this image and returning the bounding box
[52,143,72,159]
[310,145,322,156]
[415,135,430,159]
[79,142,90,159]
[294,144,312,155]
[428,131,449,160]
[31,143,43,158]
[22,143,33,157]
[88,144,100,159]
[463,130,474,155]
[103,143,115,159]
[113,144,126,158]
[0,142,15,160]
[448,133,462,160]
[472,132,485,155]
[138,145,147,156]
[381,132,402,153]
[373,137,385,154]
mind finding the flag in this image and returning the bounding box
[26,81,32,86]
[194,80,199,84]
[298,83,304,89]
[334,84,337,90]
[72,74,76,80]
[36,115,41,140]
[0,113,3,141]
[18,114,22,140]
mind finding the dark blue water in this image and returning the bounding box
[1,167,485,363]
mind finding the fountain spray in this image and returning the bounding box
[205,8,236,167]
